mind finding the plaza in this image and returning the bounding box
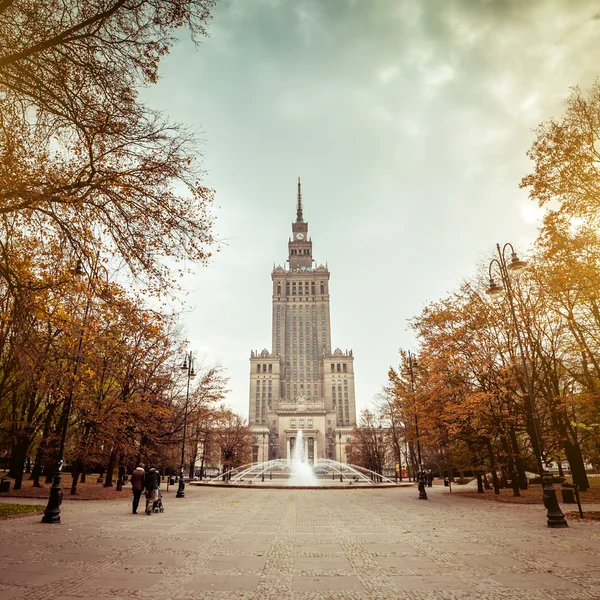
[0,485,599,599]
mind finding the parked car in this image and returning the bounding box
[314,468,327,474]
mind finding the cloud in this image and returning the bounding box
[143,0,600,417]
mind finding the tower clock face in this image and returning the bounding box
[296,233,305,240]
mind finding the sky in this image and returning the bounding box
[143,0,600,418]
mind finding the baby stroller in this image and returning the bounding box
[152,488,164,513]
[145,487,164,514]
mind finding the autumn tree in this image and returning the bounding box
[0,1,218,290]
[212,409,253,478]
[347,409,389,478]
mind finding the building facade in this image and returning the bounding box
[249,179,356,463]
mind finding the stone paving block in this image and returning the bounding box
[295,533,338,543]
[351,534,398,542]
[231,533,276,543]
[430,541,489,553]
[218,542,272,553]
[540,551,600,566]
[206,555,267,570]
[187,574,261,591]
[159,539,208,551]
[92,538,138,548]
[389,574,471,591]
[0,565,73,586]
[490,572,582,590]
[294,556,352,570]
[362,542,419,554]
[506,540,562,552]
[579,539,600,551]
[375,555,439,571]
[295,543,344,554]
[123,552,187,567]
[83,571,163,590]
[52,548,110,562]
[455,554,521,569]
[0,586,22,599]
[349,525,395,533]
[240,527,279,534]
[0,544,27,557]
[292,575,364,591]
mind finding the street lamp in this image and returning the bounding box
[487,242,567,528]
[42,256,110,524]
[42,261,86,523]
[338,432,343,482]
[408,351,427,500]
[261,432,266,481]
[177,351,195,498]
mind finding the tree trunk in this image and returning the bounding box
[557,461,564,477]
[476,471,484,493]
[9,438,30,491]
[44,465,54,484]
[509,428,528,490]
[104,449,116,487]
[563,438,589,491]
[116,458,125,492]
[30,455,40,482]
[189,440,198,479]
[501,435,520,497]
[199,445,206,481]
[80,466,86,483]
[70,463,81,495]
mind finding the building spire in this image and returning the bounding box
[296,176,303,222]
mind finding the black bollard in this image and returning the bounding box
[417,469,428,500]
[542,471,568,528]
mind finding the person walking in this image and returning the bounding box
[130,463,145,514]
[144,464,160,515]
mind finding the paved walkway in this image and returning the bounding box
[0,484,599,599]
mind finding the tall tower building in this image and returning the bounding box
[249,179,357,463]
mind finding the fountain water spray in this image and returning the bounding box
[288,429,318,486]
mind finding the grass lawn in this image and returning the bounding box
[0,504,45,518]
[454,479,600,505]
[0,472,135,500]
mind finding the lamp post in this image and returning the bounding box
[177,351,195,498]
[338,432,343,482]
[42,260,86,523]
[487,242,567,528]
[408,351,427,500]
[261,432,266,481]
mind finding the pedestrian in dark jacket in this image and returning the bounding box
[144,464,160,515]
[130,464,145,514]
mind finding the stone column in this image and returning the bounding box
[287,437,291,463]
[313,438,318,462]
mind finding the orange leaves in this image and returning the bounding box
[0,1,219,293]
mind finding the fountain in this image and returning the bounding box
[197,428,402,488]
[288,429,318,486]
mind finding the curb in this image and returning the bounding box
[190,482,412,490]
[1,494,130,502]
[0,511,44,521]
